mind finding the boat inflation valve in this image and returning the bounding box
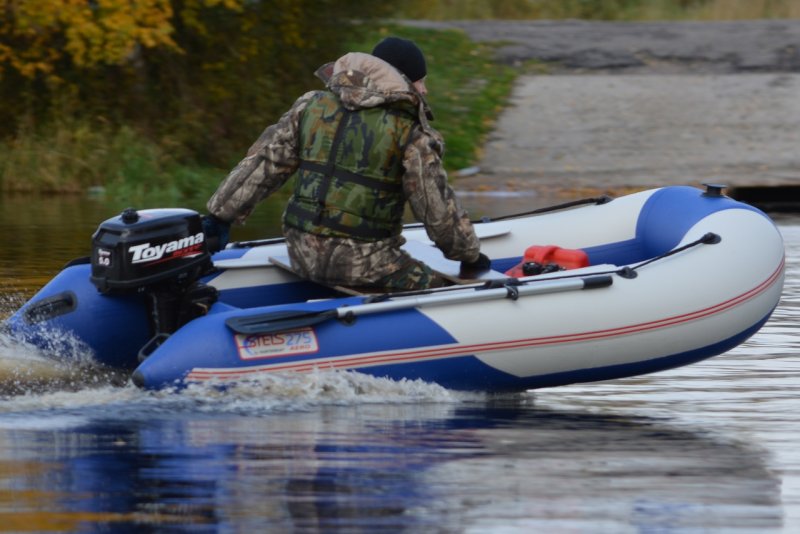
[702,183,727,197]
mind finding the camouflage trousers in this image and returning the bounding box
[371,259,447,291]
[284,227,447,292]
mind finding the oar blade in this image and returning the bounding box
[225,309,337,335]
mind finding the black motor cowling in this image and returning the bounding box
[90,207,211,294]
[90,208,218,360]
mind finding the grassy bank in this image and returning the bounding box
[0,121,221,201]
[0,25,519,204]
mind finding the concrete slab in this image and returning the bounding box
[470,72,800,191]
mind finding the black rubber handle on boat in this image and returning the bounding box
[582,275,613,289]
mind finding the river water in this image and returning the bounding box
[0,193,797,533]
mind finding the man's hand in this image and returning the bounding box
[460,252,491,273]
[202,214,230,253]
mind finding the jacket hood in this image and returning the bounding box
[315,52,434,122]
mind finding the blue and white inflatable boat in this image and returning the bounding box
[5,185,785,391]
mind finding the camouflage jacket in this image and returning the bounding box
[207,52,481,285]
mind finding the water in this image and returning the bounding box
[0,194,797,532]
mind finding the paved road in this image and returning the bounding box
[411,20,800,203]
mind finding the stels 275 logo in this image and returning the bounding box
[128,233,205,265]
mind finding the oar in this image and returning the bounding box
[226,275,613,335]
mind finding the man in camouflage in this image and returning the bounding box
[203,37,490,291]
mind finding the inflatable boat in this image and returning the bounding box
[4,185,785,391]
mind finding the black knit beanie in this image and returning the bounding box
[371,37,427,82]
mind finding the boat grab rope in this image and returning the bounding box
[364,231,722,303]
[615,232,721,279]
[228,195,613,248]
[225,233,720,334]
[511,231,722,283]
[473,195,613,223]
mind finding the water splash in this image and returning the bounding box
[0,320,124,396]
[0,347,481,416]
[172,370,490,413]
[0,299,503,416]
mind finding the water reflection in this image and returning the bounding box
[443,407,781,531]
[0,398,783,532]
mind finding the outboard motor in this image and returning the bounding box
[90,208,218,360]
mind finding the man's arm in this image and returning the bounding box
[402,127,481,262]
[207,91,317,224]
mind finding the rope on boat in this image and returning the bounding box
[365,231,722,302]
[500,231,722,283]
[401,195,613,230]
[228,195,613,248]
[475,195,613,223]
[615,232,722,279]
[225,234,720,334]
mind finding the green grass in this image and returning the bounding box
[0,119,227,204]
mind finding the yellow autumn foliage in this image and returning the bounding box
[0,0,388,167]
[0,0,246,79]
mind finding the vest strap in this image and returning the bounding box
[298,161,403,193]
[284,202,395,240]
[312,109,353,224]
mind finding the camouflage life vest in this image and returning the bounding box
[283,91,417,240]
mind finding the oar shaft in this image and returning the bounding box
[226,275,613,335]
[336,276,611,319]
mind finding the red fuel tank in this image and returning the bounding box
[505,245,589,277]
